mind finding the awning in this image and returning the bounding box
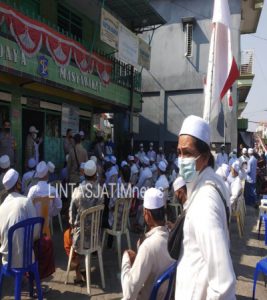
[104,0,166,31]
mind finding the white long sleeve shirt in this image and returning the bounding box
[121,226,174,300]
[136,167,152,189]
[105,166,118,185]
[175,167,236,300]
[21,170,35,194]
[230,176,242,206]
[27,180,62,218]
[0,192,37,268]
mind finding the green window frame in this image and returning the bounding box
[57,3,83,41]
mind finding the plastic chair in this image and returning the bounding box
[231,195,244,238]
[0,217,44,300]
[65,205,105,295]
[149,261,178,300]
[252,257,267,299]
[102,198,132,268]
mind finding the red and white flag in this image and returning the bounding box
[203,0,239,123]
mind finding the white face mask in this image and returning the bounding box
[178,155,200,183]
[32,133,37,139]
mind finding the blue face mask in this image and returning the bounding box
[178,156,200,182]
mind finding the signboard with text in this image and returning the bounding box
[100,8,119,49]
[138,38,151,70]
[118,24,139,67]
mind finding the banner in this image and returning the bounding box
[100,8,119,49]
[138,38,151,70]
[118,24,139,66]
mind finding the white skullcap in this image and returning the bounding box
[80,162,85,169]
[139,143,144,148]
[158,161,167,172]
[79,130,85,136]
[47,161,55,173]
[104,156,110,162]
[143,156,150,166]
[90,156,97,164]
[121,161,128,168]
[233,148,237,153]
[173,176,186,192]
[248,148,253,154]
[144,188,164,210]
[149,142,153,146]
[128,155,134,161]
[36,161,48,178]
[242,148,247,154]
[179,115,210,146]
[2,168,19,190]
[28,158,36,169]
[216,163,230,179]
[231,161,240,173]
[159,146,163,150]
[110,156,117,164]
[84,160,97,176]
[29,126,38,133]
[0,155,10,169]
[220,144,225,149]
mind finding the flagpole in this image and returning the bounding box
[223,97,226,145]
[208,24,217,124]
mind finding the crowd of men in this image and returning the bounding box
[0,115,265,299]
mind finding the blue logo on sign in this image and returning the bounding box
[38,55,48,78]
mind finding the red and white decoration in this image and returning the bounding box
[0,2,112,84]
[203,0,239,122]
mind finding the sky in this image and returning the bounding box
[241,2,267,132]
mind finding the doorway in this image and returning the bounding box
[22,108,45,169]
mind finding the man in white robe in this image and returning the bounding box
[175,115,236,300]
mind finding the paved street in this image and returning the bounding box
[1,206,267,299]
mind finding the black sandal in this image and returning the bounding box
[74,278,85,287]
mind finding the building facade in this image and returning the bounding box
[135,0,263,154]
[0,0,164,171]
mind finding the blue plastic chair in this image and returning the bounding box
[149,261,178,300]
[252,257,267,299]
[0,217,44,300]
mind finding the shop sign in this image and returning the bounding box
[118,24,139,67]
[100,8,119,49]
[59,67,102,93]
[138,38,151,70]
[0,43,27,65]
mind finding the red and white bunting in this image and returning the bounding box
[0,2,113,84]
[73,48,91,74]
[95,55,112,85]
[9,15,42,57]
[46,35,72,67]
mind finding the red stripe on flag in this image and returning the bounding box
[220,58,239,100]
